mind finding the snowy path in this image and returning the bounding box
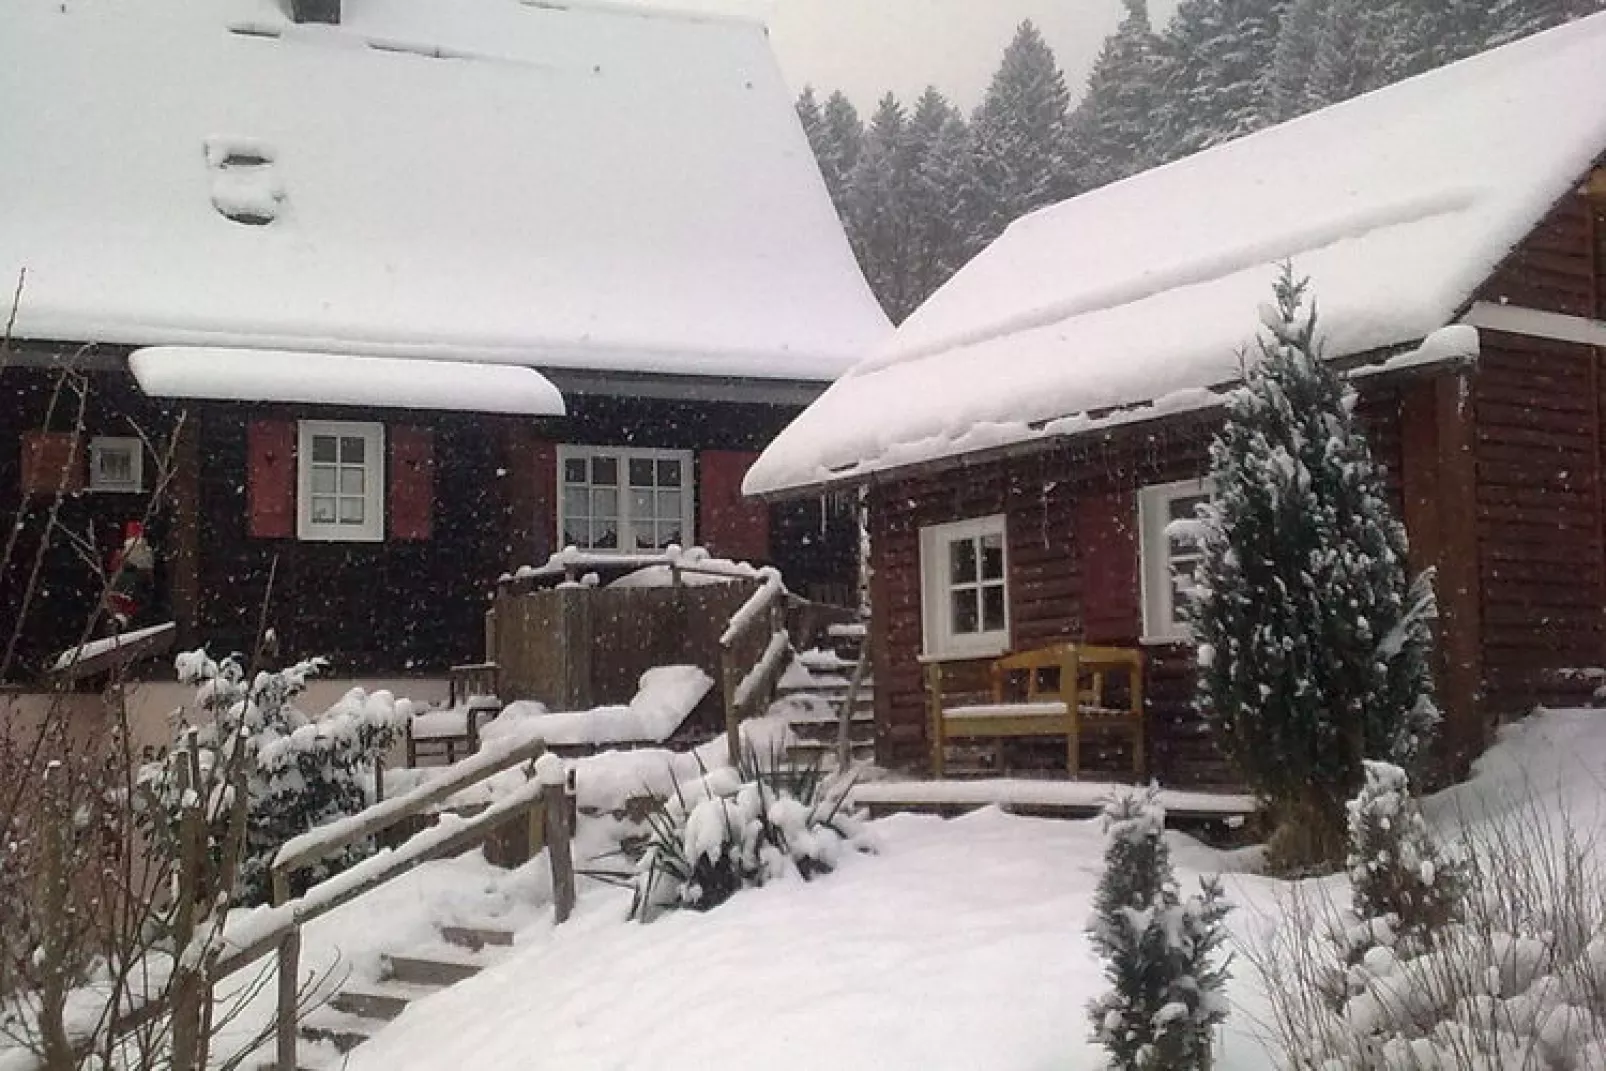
[340,808,1281,1071]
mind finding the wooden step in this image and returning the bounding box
[441,924,516,952]
[300,1012,384,1055]
[327,980,439,1022]
[382,953,483,986]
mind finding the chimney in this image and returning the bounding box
[289,0,340,23]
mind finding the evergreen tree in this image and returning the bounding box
[1188,267,1438,871]
[966,20,1074,252]
[815,90,864,222]
[1302,0,1396,108]
[846,93,920,321]
[795,85,823,149]
[1488,0,1606,45]
[1263,0,1321,122]
[1070,0,1164,192]
[905,88,974,308]
[1151,0,1286,163]
[1343,761,1463,958]
[1088,791,1232,1071]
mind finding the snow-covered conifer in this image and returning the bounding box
[1088,790,1232,1070]
[1189,266,1439,870]
[966,21,1074,251]
[1343,760,1463,959]
[1070,0,1163,192]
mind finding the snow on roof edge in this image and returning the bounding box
[745,326,1480,500]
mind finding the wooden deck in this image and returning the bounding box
[849,778,1259,840]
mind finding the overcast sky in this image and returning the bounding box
[637,0,1181,109]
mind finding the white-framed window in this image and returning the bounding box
[919,515,1009,659]
[88,437,143,493]
[558,446,693,552]
[297,421,384,542]
[1138,478,1214,641]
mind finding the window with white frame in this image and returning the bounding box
[1138,478,1214,640]
[88,437,143,492]
[918,515,1009,658]
[298,421,384,542]
[558,446,693,552]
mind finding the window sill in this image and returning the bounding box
[918,643,1010,665]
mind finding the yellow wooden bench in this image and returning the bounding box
[925,643,1145,779]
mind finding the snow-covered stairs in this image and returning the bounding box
[292,924,514,1068]
[777,626,875,770]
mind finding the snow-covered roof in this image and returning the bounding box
[746,13,1606,496]
[130,347,566,415]
[0,0,889,383]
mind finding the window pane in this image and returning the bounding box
[980,532,1005,581]
[563,488,589,520]
[340,436,365,464]
[630,489,654,520]
[657,459,682,487]
[311,496,336,523]
[99,452,132,482]
[632,520,656,551]
[592,488,618,518]
[628,458,655,488]
[564,457,587,484]
[949,537,978,585]
[658,521,682,548]
[982,584,1006,632]
[951,589,979,635]
[657,490,682,523]
[311,466,336,494]
[593,520,617,549]
[311,435,337,463]
[338,498,364,524]
[591,456,618,486]
[1168,494,1206,523]
[339,468,364,495]
[563,518,589,547]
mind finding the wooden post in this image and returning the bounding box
[543,780,576,925]
[373,756,385,804]
[721,647,741,767]
[925,662,945,778]
[1401,374,1484,780]
[270,868,298,1071]
[168,411,202,649]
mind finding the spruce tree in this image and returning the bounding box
[1070,0,1164,193]
[846,93,919,321]
[1150,0,1286,163]
[1088,791,1232,1071]
[1343,761,1463,957]
[966,20,1074,252]
[815,91,864,223]
[905,88,973,308]
[1487,0,1606,45]
[795,86,824,160]
[1263,0,1321,122]
[1188,266,1438,871]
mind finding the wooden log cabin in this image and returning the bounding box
[0,0,887,685]
[745,15,1606,786]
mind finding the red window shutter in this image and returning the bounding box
[1076,490,1141,644]
[20,432,85,497]
[389,426,435,541]
[247,420,296,538]
[698,450,770,562]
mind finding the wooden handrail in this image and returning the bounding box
[274,729,546,878]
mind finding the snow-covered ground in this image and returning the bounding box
[201,705,1606,1070]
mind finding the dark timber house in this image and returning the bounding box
[746,15,1606,785]
[0,0,889,682]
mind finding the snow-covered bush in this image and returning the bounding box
[624,745,871,922]
[1189,265,1438,871]
[139,650,409,905]
[1341,761,1463,964]
[1254,785,1606,1069]
[1088,789,1232,1070]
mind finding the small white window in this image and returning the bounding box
[557,446,693,553]
[298,421,384,542]
[1138,479,1214,641]
[88,437,143,493]
[919,515,1009,659]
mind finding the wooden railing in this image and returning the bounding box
[717,570,791,764]
[15,730,570,1071]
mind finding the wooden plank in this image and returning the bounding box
[168,413,202,648]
